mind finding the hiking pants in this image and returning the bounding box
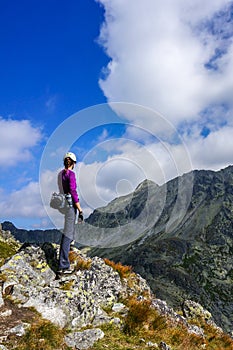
[59,206,76,269]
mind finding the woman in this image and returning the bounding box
[57,151,83,274]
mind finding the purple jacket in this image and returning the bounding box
[58,169,79,204]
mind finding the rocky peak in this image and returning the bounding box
[87,167,233,335]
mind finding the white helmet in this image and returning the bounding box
[63,152,77,163]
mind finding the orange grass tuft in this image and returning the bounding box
[104,258,133,279]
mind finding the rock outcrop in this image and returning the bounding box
[0,227,232,349]
[0,229,152,349]
[0,242,149,327]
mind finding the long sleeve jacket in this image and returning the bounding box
[58,169,79,204]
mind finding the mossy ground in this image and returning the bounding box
[0,240,19,267]
[89,322,233,350]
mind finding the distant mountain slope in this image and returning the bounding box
[88,166,233,333]
[1,221,62,244]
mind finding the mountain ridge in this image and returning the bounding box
[87,165,233,334]
[1,221,62,244]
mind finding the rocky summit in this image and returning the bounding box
[0,227,232,349]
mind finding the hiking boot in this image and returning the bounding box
[57,267,74,275]
[70,240,75,251]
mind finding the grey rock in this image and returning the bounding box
[65,328,105,349]
[151,299,186,325]
[183,300,212,321]
[0,292,4,308]
[112,302,127,313]
[159,341,171,350]
[92,314,111,326]
[183,300,222,332]
[151,298,212,340]
[8,323,30,337]
[0,345,9,350]
[0,309,12,317]
[0,337,7,343]
[187,324,204,337]
[147,340,158,347]
[23,297,67,328]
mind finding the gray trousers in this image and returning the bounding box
[59,206,76,269]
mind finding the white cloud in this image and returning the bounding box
[37,122,233,229]
[77,136,191,211]
[94,0,233,181]
[4,120,232,229]
[0,175,65,229]
[185,125,233,170]
[0,182,46,218]
[0,118,43,166]
[97,0,233,125]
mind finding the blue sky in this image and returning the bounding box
[1,0,233,230]
[0,0,107,128]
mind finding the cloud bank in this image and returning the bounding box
[95,0,233,174]
[0,118,43,166]
[0,117,45,226]
[97,0,233,124]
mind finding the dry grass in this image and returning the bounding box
[104,258,133,279]
[60,279,75,291]
[5,296,233,350]
[123,297,154,335]
[68,250,79,263]
[0,300,70,350]
[90,296,233,350]
[69,251,92,271]
[13,319,70,350]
